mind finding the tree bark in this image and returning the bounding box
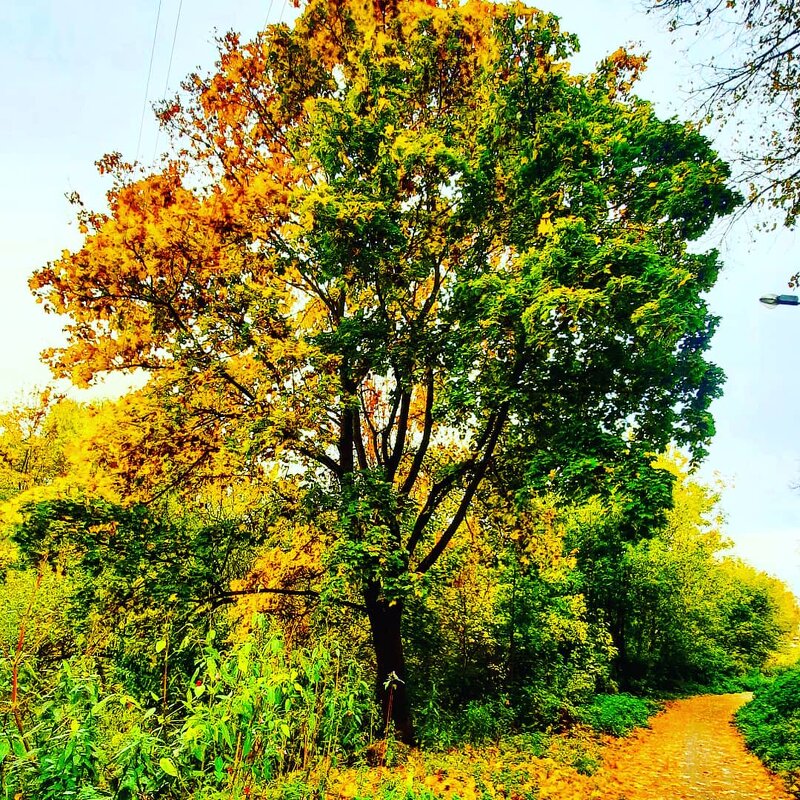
[364,587,414,745]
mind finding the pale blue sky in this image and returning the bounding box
[2,1,799,592]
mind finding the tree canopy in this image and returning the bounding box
[30,0,739,740]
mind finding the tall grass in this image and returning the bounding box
[0,617,375,799]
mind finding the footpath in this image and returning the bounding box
[586,693,792,800]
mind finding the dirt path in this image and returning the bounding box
[588,693,792,800]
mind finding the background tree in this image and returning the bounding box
[0,390,74,501]
[31,0,739,740]
[649,0,800,230]
[578,452,800,688]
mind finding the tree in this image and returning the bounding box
[588,452,800,688]
[400,487,616,739]
[0,390,73,501]
[9,494,273,694]
[31,0,739,741]
[611,453,732,685]
[649,0,800,229]
[0,391,122,507]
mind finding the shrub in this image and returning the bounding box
[0,617,375,798]
[707,669,768,695]
[735,666,800,789]
[460,698,516,744]
[579,693,658,737]
[413,694,516,750]
[0,658,170,799]
[173,620,375,788]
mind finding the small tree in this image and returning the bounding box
[32,0,738,740]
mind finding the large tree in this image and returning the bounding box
[31,0,738,741]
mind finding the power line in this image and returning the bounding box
[263,0,277,32]
[153,0,185,161]
[136,0,164,163]
[162,0,184,99]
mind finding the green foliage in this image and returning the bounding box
[176,621,374,784]
[3,411,796,794]
[0,619,374,799]
[579,693,659,737]
[13,496,261,614]
[414,696,517,750]
[0,564,76,684]
[405,492,617,744]
[1,0,794,774]
[735,667,800,790]
[6,495,271,695]
[30,0,742,736]
[569,455,800,692]
[703,669,769,695]
[1,658,170,799]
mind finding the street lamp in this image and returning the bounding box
[759,293,800,308]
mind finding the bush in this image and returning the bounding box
[0,618,375,798]
[579,693,658,737]
[460,698,516,744]
[735,666,800,789]
[706,669,768,695]
[413,694,516,750]
[174,621,375,786]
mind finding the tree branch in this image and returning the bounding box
[208,586,366,613]
[399,368,434,496]
[353,407,369,471]
[381,380,403,466]
[359,383,383,467]
[415,402,510,573]
[386,385,411,481]
[294,443,342,476]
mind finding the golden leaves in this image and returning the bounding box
[322,734,608,800]
[538,212,555,236]
[597,47,649,101]
[316,693,793,799]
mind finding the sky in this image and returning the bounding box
[2,1,799,592]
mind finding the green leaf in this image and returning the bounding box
[160,757,179,777]
[155,639,166,653]
[0,740,10,763]
[219,722,234,749]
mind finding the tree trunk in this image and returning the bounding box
[364,587,414,745]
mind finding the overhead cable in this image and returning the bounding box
[153,0,185,161]
[136,0,164,163]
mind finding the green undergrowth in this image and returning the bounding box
[735,666,800,797]
[0,623,377,800]
[578,692,661,737]
[675,670,768,697]
[0,648,655,800]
